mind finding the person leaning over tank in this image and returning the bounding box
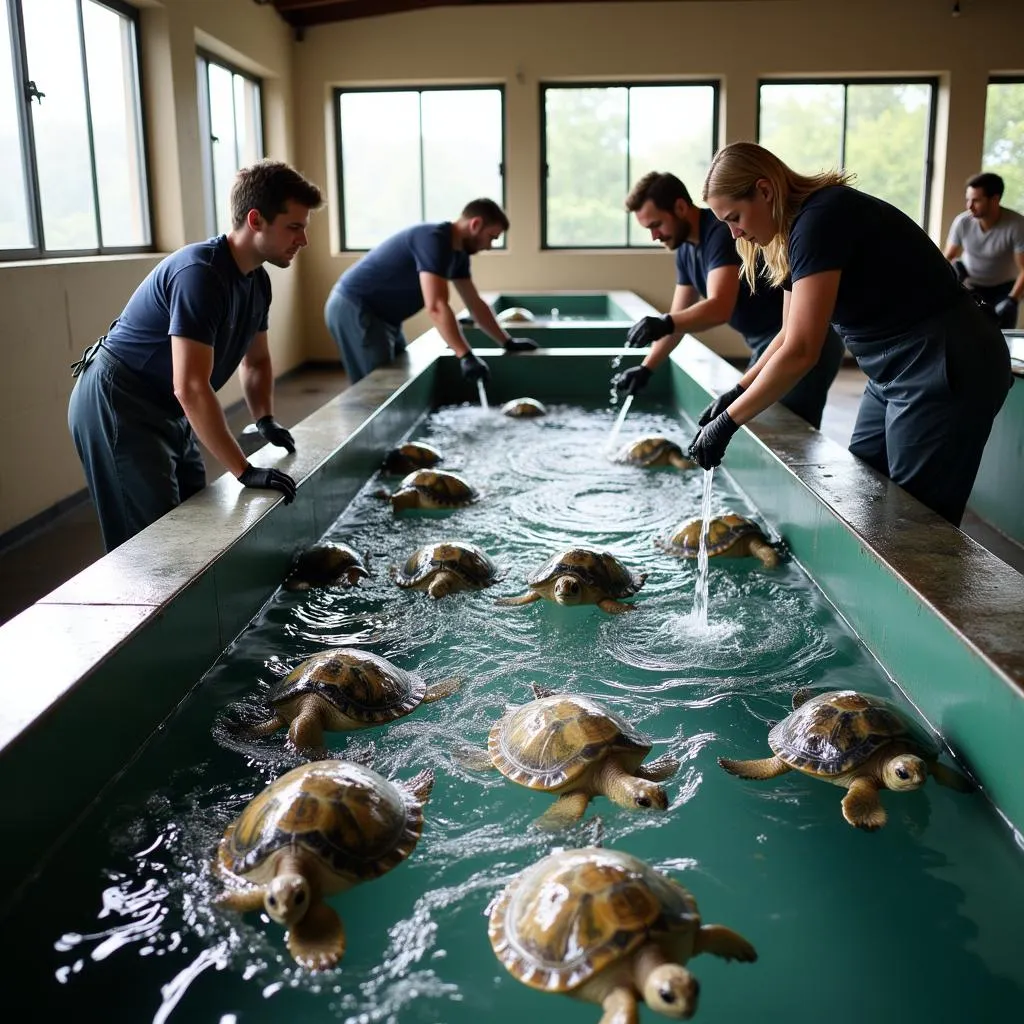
[324,198,536,386]
[686,142,1011,527]
[944,172,1024,329]
[68,160,323,552]
[614,171,844,430]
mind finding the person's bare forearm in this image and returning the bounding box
[239,358,274,421]
[176,384,249,477]
[427,304,470,356]
[728,346,816,425]
[463,294,510,345]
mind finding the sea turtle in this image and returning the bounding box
[460,685,678,829]
[501,397,547,418]
[718,688,974,831]
[496,306,537,324]
[382,441,444,475]
[496,547,646,615]
[488,847,757,1022]
[376,469,478,512]
[660,513,780,569]
[616,436,695,471]
[393,541,502,599]
[214,759,433,970]
[246,647,460,754]
[283,542,369,591]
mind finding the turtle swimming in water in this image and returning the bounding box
[496,547,646,615]
[496,306,537,324]
[245,647,459,755]
[393,541,502,599]
[488,846,757,1022]
[501,397,547,418]
[376,469,478,512]
[615,436,695,470]
[381,441,444,475]
[718,688,974,830]
[283,542,369,591]
[460,685,678,830]
[660,513,780,569]
[214,759,433,970]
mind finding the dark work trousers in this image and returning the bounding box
[970,281,1017,329]
[68,347,206,552]
[845,293,1012,526]
[745,325,845,429]
[324,289,407,384]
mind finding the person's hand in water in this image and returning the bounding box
[688,411,738,469]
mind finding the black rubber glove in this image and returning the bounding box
[697,383,746,426]
[951,259,969,284]
[460,351,491,383]
[238,464,297,504]
[994,296,1019,326]
[255,415,296,453]
[613,365,652,395]
[503,337,539,353]
[688,410,739,470]
[626,313,674,348]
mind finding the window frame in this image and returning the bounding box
[755,75,939,228]
[332,83,507,253]
[2,0,153,261]
[196,48,265,239]
[539,79,721,251]
[983,75,1024,206]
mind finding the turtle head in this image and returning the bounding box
[552,574,582,605]
[264,872,312,926]
[428,572,456,599]
[643,963,699,1019]
[882,754,929,791]
[630,778,669,812]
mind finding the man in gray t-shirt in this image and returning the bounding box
[945,171,1024,328]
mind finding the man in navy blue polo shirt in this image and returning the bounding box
[614,171,843,429]
[68,160,323,551]
[324,198,536,385]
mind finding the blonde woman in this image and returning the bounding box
[688,142,1011,526]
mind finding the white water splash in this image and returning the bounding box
[689,467,715,630]
[605,393,633,454]
[476,380,489,409]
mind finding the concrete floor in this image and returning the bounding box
[0,361,1020,627]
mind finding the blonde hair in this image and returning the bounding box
[701,142,853,290]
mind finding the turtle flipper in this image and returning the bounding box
[423,675,461,702]
[215,884,266,913]
[749,538,780,569]
[694,923,758,962]
[403,767,435,803]
[791,687,819,710]
[453,743,495,772]
[717,754,791,780]
[287,901,346,971]
[288,705,328,757]
[929,761,975,792]
[635,753,680,782]
[495,591,542,607]
[530,681,557,699]
[534,792,590,831]
[842,776,886,830]
[598,988,639,1024]
[389,489,420,513]
[233,714,287,740]
[597,597,635,615]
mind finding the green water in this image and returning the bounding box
[6,402,1024,1023]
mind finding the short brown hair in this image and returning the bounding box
[460,197,509,231]
[230,160,323,230]
[625,171,693,213]
[966,172,1004,199]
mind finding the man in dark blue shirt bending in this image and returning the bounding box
[615,171,844,429]
[68,160,323,551]
[324,198,536,385]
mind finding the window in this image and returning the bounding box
[0,0,150,257]
[197,51,263,237]
[983,78,1024,210]
[334,86,505,250]
[541,82,718,248]
[758,79,937,227]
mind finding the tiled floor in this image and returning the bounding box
[0,361,1020,627]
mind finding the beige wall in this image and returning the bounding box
[2,0,1023,536]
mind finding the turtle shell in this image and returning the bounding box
[396,469,478,506]
[496,306,537,324]
[501,397,547,418]
[488,847,700,993]
[669,513,767,557]
[528,547,644,598]
[616,436,685,467]
[382,441,443,475]
[267,648,427,725]
[769,690,940,777]
[220,759,426,885]
[489,694,652,790]
[284,542,368,590]
[395,541,499,589]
